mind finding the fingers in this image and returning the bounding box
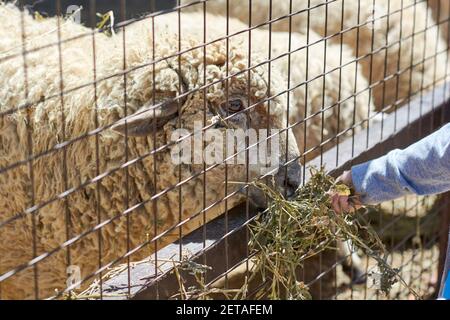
[330,192,350,214]
[339,195,351,212]
[328,172,362,214]
[351,197,363,210]
[346,197,363,214]
[329,192,362,214]
[329,192,343,214]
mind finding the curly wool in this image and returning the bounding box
[173,9,373,160]
[0,4,297,299]
[183,0,449,111]
[249,29,373,160]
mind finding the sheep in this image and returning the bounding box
[428,0,450,47]
[182,0,450,111]
[0,3,302,299]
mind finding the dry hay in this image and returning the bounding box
[74,168,433,300]
[170,168,420,300]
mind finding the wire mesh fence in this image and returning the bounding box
[0,0,449,300]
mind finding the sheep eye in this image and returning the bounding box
[227,99,245,113]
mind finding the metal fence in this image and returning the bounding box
[0,0,449,300]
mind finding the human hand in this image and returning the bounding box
[328,170,362,214]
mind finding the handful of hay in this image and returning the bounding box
[247,168,407,299]
[176,168,419,300]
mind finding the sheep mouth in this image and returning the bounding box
[246,183,298,210]
[247,188,270,209]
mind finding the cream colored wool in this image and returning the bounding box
[0,4,301,299]
[172,9,373,159]
[182,0,450,111]
[249,29,372,160]
[428,0,450,46]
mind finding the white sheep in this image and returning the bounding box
[0,4,302,299]
[182,0,449,111]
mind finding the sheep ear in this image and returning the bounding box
[112,101,179,137]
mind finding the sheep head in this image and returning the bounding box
[110,25,302,209]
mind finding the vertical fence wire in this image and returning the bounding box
[119,0,132,299]
[19,0,39,300]
[150,0,159,300]
[89,0,104,300]
[55,0,73,300]
[223,0,230,289]
[245,0,253,286]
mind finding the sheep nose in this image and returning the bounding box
[285,181,298,199]
[276,160,302,200]
[286,165,302,199]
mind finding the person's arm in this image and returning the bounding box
[351,123,450,205]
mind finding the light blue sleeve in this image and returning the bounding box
[351,123,450,205]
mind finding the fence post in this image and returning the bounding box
[437,193,450,297]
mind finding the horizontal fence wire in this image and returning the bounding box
[0,0,449,300]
